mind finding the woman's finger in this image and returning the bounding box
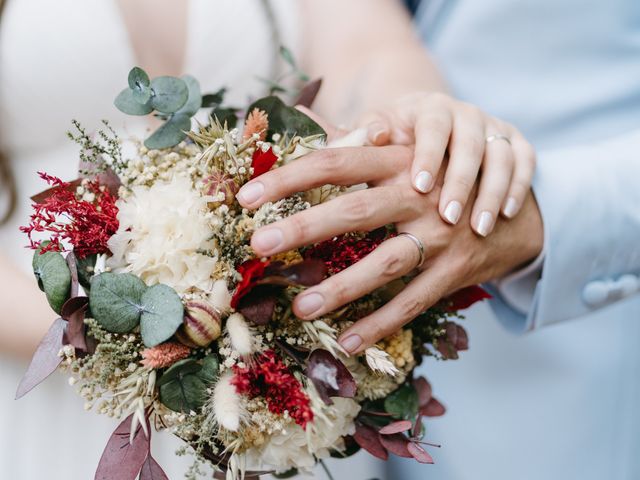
[292,234,422,320]
[250,186,418,257]
[470,129,514,236]
[356,110,393,145]
[501,130,536,218]
[236,145,412,209]
[337,259,453,354]
[411,107,453,194]
[437,109,486,225]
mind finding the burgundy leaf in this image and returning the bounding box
[353,423,388,461]
[293,78,323,108]
[15,318,66,399]
[379,420,413,435]
[238,285,278,325]
[413,377,432,407]
[95,414,150,480]
[61,296,89,352]
[139,454,169,480]
[30,179,82,204]
[379,433,413,458]
[413,416,423,437]
[419,397,446,417]
[454,324,469,351]
[78,159,122,196]
[66,251,80,298]
[259,259,327,287]
[306,349,356,405]
[407,442,434,464]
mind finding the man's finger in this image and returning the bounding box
[337,260,453,354]
[250,186,420,257]
[236,145,412,209]
[292,235,423,320]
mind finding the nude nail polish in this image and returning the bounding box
[476,211,494,237]
[414,171,434,193]
[443,201,462,224]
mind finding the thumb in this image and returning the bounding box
[356,110,393,146]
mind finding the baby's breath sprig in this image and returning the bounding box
[67,119,125,174]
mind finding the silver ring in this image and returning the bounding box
[397,232,426,268]
[486,134,512,146]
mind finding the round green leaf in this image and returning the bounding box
[157,359,201,386]
[75,254,97,291]
[246,95,325,139]
[32,250,71,314]
[176,75,202,117]
[89,272,147,333]
[128,67,150,90]
[139,284,184,347]
[144,113,191,150]
[114,88,154,115]
[159,372,206,413]
[150,76,189,113]
[132,85,152,105]
[384,384,420,420]
[197,355,220,384]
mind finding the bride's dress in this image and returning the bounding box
[0,1,383,478]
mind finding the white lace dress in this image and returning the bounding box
[0,1,383,478]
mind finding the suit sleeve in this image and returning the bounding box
[486,129,640,333]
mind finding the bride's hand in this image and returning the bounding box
[359,92,536,236]
[235,145,543,354]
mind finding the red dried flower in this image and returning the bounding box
[250,147,278,179]
[231,258,270,309]
[20,172,119,258]
[443,286,492,311]
[140,342,192,369]
[304,228,390,274]
[232,350,313,428]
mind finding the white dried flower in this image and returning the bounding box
[211,372,244,432]
[365,347,401,377]
[209,279,232,313]
[226,313,254,356]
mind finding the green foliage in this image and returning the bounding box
[75,253,97,291]
[273,468,299,479]
[258,46,310,96]
[114,67,201,149]
[32,249,71,314]
[384,384,420,420]
[67,120,124,173]
[139,284,184,347]
[158,355,220,413]
[246,96,325,139]
[89,272,147,333]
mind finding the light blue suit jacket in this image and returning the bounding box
[391,1,640,479]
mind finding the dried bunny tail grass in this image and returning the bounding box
[242,108,268,141]
[210,279,232,314]
[226,313,254,357]
[210,372,245,432]
[365,347,400,377]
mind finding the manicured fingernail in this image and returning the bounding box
[443,201,462,224]
[339,334,363,353]
[237,181,264,205]
[297,292,324,316]
[503,197,519,218]
[476,211,494,237]
[368,122,386,144]
[414,171,433,193]
[252,228,283,253]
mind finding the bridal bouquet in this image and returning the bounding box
[17,66,488,479]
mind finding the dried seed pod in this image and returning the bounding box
[177,300,222,347]
[204,172,239,208]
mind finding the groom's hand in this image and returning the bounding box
[236,145,543,353]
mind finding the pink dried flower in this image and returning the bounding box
[140,342,191,369]
[243,108,268,141]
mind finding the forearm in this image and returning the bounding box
[300,0,446,124]
[0,254,55,358]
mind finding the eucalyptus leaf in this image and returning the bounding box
[128,67,150,89]
[139,284,184,347]
[384,384,420,420]
[114,88,154,115]
[89,272,147,333]
[246,95,325,139]
[176,75,202,117]
[157,359,201,387]
[150,76,189,113]
[197,355,220,384]
[76,253,97,291]
[211,107,238,129]
[279,46,297,68]
[132,85,152,105]
[144,113,192,150]
[159,372,206,413]
[32,250,71,314]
